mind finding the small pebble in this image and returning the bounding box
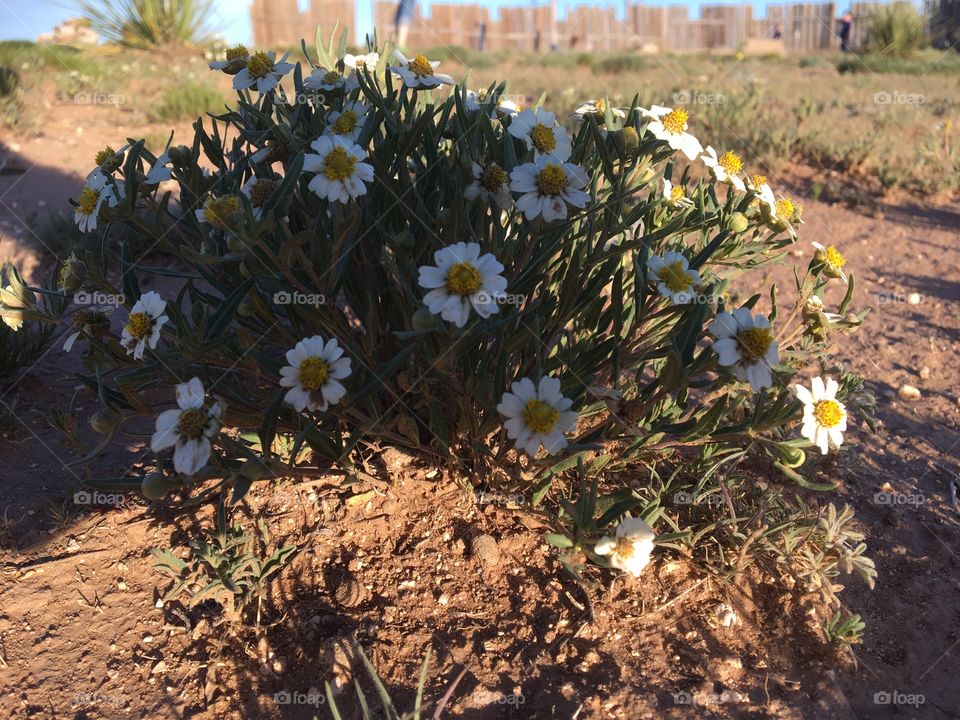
[898,385,921,401]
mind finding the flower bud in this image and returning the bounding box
[89,407,121,434]
[728,212,749,234]
[141,472,171,500]
[59,253,87,293]
[412,307,438,330]
[167,145,193,165]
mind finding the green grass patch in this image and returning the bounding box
[150,82,226,122]
[837,49,960,74]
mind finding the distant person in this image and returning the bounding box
[476,21,486,51]
[773,23,783,40]
[395,0,415,48]
[838,10,853,52]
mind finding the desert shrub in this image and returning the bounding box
[17,33,876,621]
[72,0,216,47]
[150,81,225,122]
[837,48,960,74]
[593,52,648,73]
[866,2,926,57]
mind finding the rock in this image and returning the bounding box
[919,367,930,380]
[907,293,921,305]
[898,385,921,401]
[715,603,738,627]
[333,576,365,608]
[470,534,501,568]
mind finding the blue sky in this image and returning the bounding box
[1,0,818,45]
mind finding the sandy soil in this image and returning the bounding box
[0,99,958,719]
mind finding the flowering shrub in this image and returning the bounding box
[13,31,875,600]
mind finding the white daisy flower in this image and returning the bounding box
[570,98,626,124]
[305,66,350,92]
[151,377,223,476]
[343,51,379,72]
[510,157,591,222]
[646,252,702,304]
[762,195,802,236]
[662,179,693,208]
[302,135,374,204]
[795,376,848,455]
[390,51,455,89]
[701,146,746,192]
[233,51,294,93]
[594,516,656,577]
[74,172,121,233]
[464,89,516,118]
[121,291,169,360]
[90,144,126,177]
[145,150,173,185]
[464,161,512,210]
[812,242,848,283]
[324,101,369,142]
[748,173,776,213]
[240,175,280,220]
[418,242,507,327]
[279,336,352,412]
[195,194,241,230]
[709,308,780,391]
[507,107,572,162]
[640,105,703,161]
[497,376,578,456]
[209,45,250,74]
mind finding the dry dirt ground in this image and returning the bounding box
[0,100,958,720]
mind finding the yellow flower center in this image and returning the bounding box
[332,110,357,135]
[614,535,637,560]
[126,311,153,340]
[530,123,557,154]
[299,356,330,391]
[823,245,846,269]
[775,198,796,220]
[94,146,115,167]
[323,70,341,84]
[813,399,843,428]
[204,196,240,228]
[537,164,567,196]
[409,55,434,77]
[751,174,767,188]
[72,309,92,327]
[354,58,367,69]
[323,146,357,181]
[77,186,101,215]
[669,185,685,203]
[248,178,278,207]
[446,261,482,295]
[718,151,742,175]
[657,261,694,293]
[661,108,688,135]
[480,163,507,191]
[177,408,208,439]
[736,327,773,361]
[522,399,560,434]
[226,45,248,61]
[247,51,273,79]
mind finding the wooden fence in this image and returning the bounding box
[253,0,867,54]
